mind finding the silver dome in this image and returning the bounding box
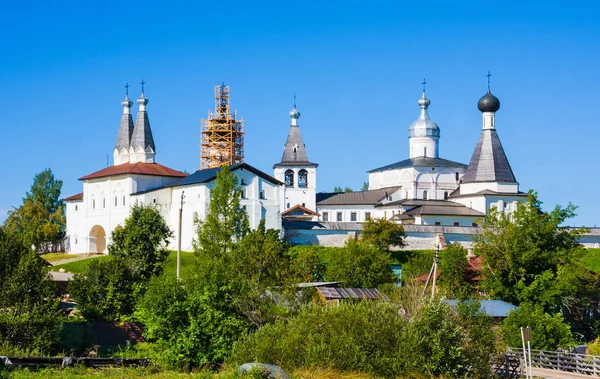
[408,92,440,138]
[289,107,301,119]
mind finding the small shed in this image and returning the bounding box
[316,287,386,305]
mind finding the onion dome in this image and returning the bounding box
[478,89,500,113]
[409,91,440,138]
[290,106,300,119]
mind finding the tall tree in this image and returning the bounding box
[475,191,595,312]
[4,169,65,251]
[438,243,474,299]
[360,217,406,251]
[25,169,64,216]
[194,165,249,257]
[361,181,369,191]
[110,203,173,280]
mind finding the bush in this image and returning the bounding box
[230,299,496,378]
[501,303,576,350]
[326,240,396,287]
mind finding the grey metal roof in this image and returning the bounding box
[461,129,516,183]
[377,199,465,208]
[317,287,384,300]
[274,123,318,168]
[443,300,517,318]
[130,96,156,152]
[316,187,401,206]
[131,162,282,195]
[368,156,466,173]
[449,187,527,199]
[403,205,485,217]
[114,97,134,151]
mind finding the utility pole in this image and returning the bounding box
[431,246,439,299]
[177,191,185,281]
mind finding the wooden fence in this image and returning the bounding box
[509,347,600,376]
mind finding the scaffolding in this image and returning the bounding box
[200,84,244,169]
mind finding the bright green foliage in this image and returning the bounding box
[475,191,595,311]
[69,204,172,321]
[501,303,575,350]
[287,247,327,283]
[327,240,396,287]
[397,250,435,281]
[69,258,139,321]
[438,243,474,299]
[360,217,405,251]
[361,181,369,191]
[3,169,65,251]
[333,186,353,193]
[109,203,173,280]
[587,337,600,356]
[194,165,249,258]
[230,300,497,378]
[0,227,62,354]
[137,167,292,367]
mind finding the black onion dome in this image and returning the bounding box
[477,90,500,113]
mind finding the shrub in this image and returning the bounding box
[501,302,576,350]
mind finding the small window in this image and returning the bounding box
[241,177,246,185]
[92,199,96,209]
[123,196,126,206]
[286,202,290,208]
[302,202,305,207]
[350,212,357,222]
[102,198,106,208]
[75,205,78,211]
[153,198,157,204]
[455,172,459,181]
[260,189,266,199]
[323,212,329,222]
[365,212,371,220]
[388,195,392,201]
[405,190,408,199]
[444,191,448,200]
[241,189,247,199]
[114,197,118,207]
[423,190,428,200]
[472,222,478,227]
[74,238,78,245]
[453,222,460,226]
[336,212,343,222]
[435,222,441,226]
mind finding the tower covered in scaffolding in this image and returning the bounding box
[200,84,244,169]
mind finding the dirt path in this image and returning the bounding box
[50,254,104,266]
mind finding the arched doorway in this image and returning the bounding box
[89,225,106,254]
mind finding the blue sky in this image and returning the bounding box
[1,0,599,226]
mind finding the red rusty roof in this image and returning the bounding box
[281,204,320,217]
[64,192,83,201]
[79,162,187,181]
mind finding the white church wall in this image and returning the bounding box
[317,205,379,223]
[419,214,479,227]
[274,166,316,212]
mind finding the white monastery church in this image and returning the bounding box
[65,79,598,253]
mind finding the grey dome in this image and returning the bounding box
[478,90,500,113]
[409,91,440,138]
[289,107,300,119]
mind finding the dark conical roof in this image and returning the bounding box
[274,122,317,168]
[131,95,156,152]
[114,97,134,151]
[461,128,516,183]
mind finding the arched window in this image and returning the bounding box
[455,172,459,181]
[75,205,78,211]
[92,199,95,209]
[114,197,117,207]
[287,202,290,208]
[423,190,428,200]
[122,196,126,206]
[284,170,294,187]
[298,169,308,187]
[444,191,448,200]
[102,198,106,208]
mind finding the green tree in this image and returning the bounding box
[501,303,575,350]
[137,166,293,367]
[109,203,173,280]
[327,240,396,287]
[360,217,406,251]
[333,186,353,193]
[475,191,593,311]
[69,204,172,321]
[194,165,249,257]
[361,181,369,191]
[69,257,138,321]
[25,168,64,217]
[438,243,474,299]
[0,226,62,354]
[3,169,66,251]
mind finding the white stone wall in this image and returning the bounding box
[369,166,465,200]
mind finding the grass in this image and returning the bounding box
[41,253,81,263]
[6,366,403,378]
[582,248,600,273]
[50,251,196,275]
